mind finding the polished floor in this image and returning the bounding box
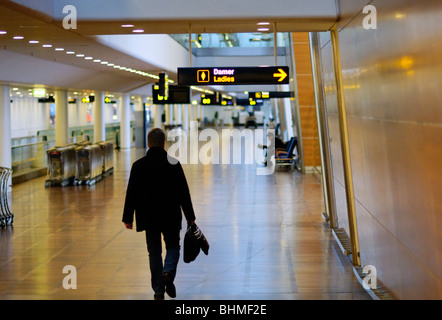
[0,135,370,300]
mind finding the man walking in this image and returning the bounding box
[122,128,196,300]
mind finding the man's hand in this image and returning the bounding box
[124,222,133,229]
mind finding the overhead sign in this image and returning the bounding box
[201,92,234,106]
[249,91,294,100]
[201,93,219,106]
[178,66,289,85]
[81,95,95,103]
[32,88,46,97]
[158,72,169,98]
[152,85,190,104]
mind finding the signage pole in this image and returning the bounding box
[273,22,277,66]
[273,22,285,138]
[188,24,192,67]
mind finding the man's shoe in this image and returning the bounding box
[154,293,165,300]
[161,272,176,298]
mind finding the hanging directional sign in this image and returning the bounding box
[249,91,294,100]
[178,66,289,85]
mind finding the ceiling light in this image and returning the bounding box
[76,54,84,57]
[85,57,93,60]
[42,44,52,48]
[12,88,19,91]
[100,61,108,64]
[0,31,7,35]
[107,63,114,66]
[13,36,24,40]
[121,24,134,28]
[257,28,269,32]
[66,51,75,54]
[93,59,101,62]
[29,40,39,44]
[55,48,64,51]
[257,22,270,25]
[132,29,144,33]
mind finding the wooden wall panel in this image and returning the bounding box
[293,32,321,167]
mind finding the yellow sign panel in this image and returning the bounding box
[197,70,210,83]
[273,68,288,82]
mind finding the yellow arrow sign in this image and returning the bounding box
[273,68,288,82]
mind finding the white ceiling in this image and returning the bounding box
[0,0,337,97]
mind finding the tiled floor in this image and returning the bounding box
[0,134,370,300]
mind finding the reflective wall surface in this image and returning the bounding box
[320,0,442,299]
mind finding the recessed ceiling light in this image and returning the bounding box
[132,29,144,33]
[121,24,134,28]
[66,51,75,54]
[42,44,52,48]
[12,88,19,91]
[0,31,7,35]
[13,36,24,40]
[107,63,114,66]
[55,48,64,51]
[100,61,108,64]
[93,59,101,63]
[257,28,270,32]
[29,40,39,44]
[85,57,93,60]
[76,54,85,57]
[257,22,270,25]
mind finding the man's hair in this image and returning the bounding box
[147,128,165,148]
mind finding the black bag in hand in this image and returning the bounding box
[183,223,209,263]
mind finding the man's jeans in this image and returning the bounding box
[145,229,181,294]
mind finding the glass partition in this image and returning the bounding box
[11,140,55,177]
[170,32,288,52]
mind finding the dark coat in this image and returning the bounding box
[122,147,196,232]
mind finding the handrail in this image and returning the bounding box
[11,140,55,149]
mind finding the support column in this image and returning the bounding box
[154,105,163,129]
[174,104,180,125]
[182,104,189,130]
[193,104,198,121]
[165,104,171,126]
[0,85,11,172]
[120,94,131,149]
[55,90,69,147]
[94,92,105,143]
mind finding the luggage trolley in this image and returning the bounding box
[0,167,14,227]
[74,144,103,185]
[45,146,77,187]
[97,141,114,177]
